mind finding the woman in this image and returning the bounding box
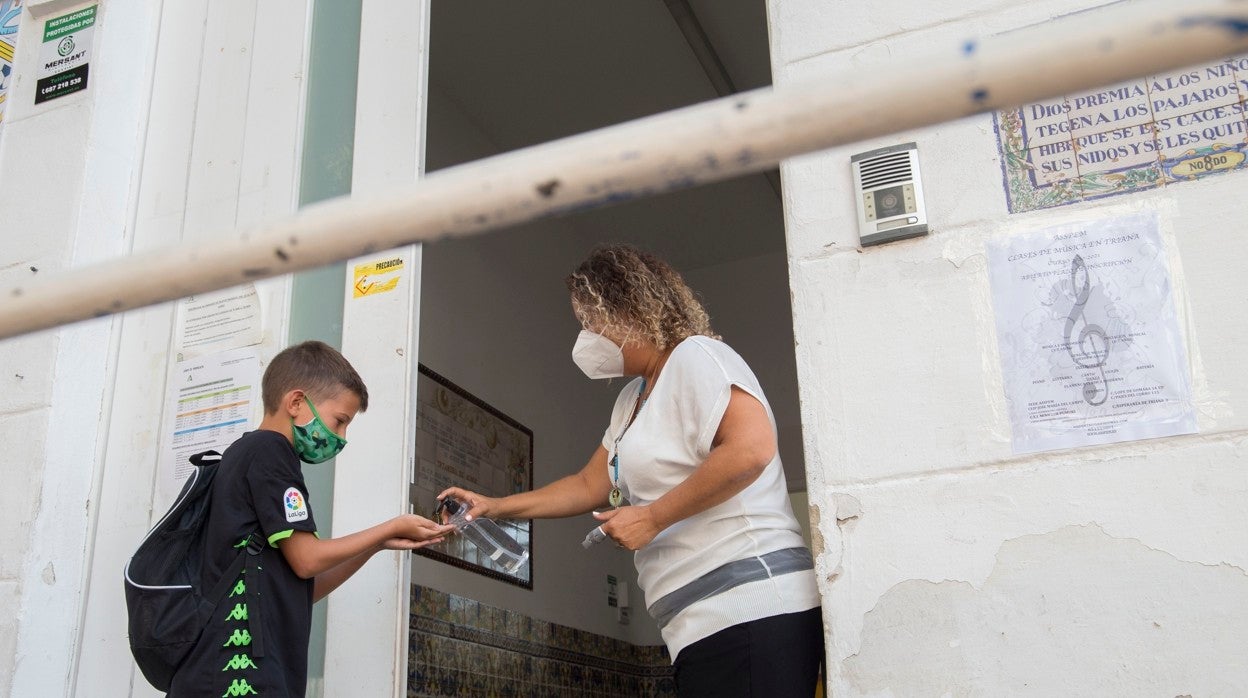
[438,244,822,697]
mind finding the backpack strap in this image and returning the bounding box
[201,530,266,659]
[188,451,267,659]
[189,450,222,467]
[243,533,266,658]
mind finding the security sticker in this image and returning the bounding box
[352,256,404,298]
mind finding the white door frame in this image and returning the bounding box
[321,1,431,695]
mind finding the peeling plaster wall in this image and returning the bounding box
[766,0,1248,694]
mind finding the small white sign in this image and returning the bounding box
[35,4,95,104]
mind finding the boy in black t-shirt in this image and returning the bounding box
[167,341,452,697]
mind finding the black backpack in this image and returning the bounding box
[123,450,266,691]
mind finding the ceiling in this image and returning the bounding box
[426,0,784,272]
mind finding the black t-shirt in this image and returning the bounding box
[167,430,319,698]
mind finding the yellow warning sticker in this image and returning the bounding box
[353,257,404,298]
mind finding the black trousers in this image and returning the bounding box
[673,607,824,698]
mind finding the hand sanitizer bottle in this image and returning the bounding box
[439,497,529,574]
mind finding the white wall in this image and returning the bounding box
[0,1,156,694]
[768,0,1248,694]
[0,2,310,695]
[79,1,310,693]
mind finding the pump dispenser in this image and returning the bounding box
[438,496,529,574]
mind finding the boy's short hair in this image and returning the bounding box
[262,340,369,414]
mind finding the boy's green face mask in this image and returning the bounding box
[292,400,347,464]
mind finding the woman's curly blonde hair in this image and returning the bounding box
[566,244,719,351]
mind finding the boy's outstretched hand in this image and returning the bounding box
[384,514,454,551]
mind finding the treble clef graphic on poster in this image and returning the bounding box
[1063,254,1110,407]
[987,212,1196,454]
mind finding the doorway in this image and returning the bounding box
[413,0,804,668]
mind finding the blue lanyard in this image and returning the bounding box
[609,377,646,503]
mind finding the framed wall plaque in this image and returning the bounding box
[412,364,533,588]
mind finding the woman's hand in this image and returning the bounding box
[594,506,662,550]
[435,486,498,522]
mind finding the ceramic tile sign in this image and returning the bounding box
[994,55,1248,213]
[986,212,1196,454]
[35,3,94,104]
[0,0,21,129]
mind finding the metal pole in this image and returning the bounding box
[2,0,1246,340]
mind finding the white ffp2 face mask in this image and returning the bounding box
[572,330,624,379]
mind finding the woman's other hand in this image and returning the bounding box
[594,506,662,550]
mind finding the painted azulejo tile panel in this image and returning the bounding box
[408,585,675,698]
[995,54,1248,213]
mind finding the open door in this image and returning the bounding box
[320,2,431,696]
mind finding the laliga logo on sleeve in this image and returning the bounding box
[284,487,309,522]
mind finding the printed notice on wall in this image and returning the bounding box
[986,213,1196,454]
[162,347,260,485]
[994,55,1248,213]
[174,284,263,360]
[36,4,94,104]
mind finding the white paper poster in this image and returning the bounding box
[163,347,260,484]
[986,212,1196,453]
[174,284,263,360]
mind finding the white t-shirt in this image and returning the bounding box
[601,336,820,659]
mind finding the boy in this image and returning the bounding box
[166,341,451,697]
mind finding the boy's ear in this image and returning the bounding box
[279,389,306,417]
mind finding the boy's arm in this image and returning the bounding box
[310,546,378,602]
[306,529,445,602]
[277,514,450,582]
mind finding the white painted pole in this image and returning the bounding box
[2,0,1246,340]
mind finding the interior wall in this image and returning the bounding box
[683,250,804,485]
[768,0,1248,694]
[415,79,808,646]
[416,85,650,641]
[415,203,659,645]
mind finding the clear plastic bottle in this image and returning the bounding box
[439,497,529,574]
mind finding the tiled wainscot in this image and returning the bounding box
[408,584,676,697]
